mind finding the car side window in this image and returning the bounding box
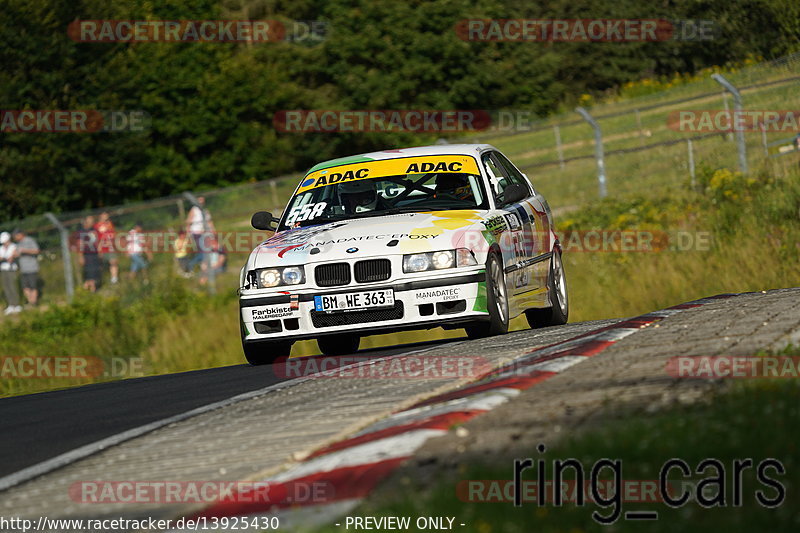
[495,152,533,194]
[481,153,511,203]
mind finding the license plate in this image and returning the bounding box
[314,289,394,313]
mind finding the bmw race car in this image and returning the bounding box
[238,144,568,364]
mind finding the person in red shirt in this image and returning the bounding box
[94,211,119,284]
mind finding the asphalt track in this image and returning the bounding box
[0,337,462,478]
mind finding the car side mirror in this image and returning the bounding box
[251,211,279,231]
[502,183,528,205]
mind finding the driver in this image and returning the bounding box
[435,174,474,202]
[339,180,383,214]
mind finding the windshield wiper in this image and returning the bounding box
[353,206,467,218]
[359,207,425,217]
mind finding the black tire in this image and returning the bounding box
[317,334,361,356]
[525,250,568,328]
[242,340,293,365]
[465,253,509,339]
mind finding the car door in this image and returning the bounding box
[480,151,543,308]
[494,151,553,294]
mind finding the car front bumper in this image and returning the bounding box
[239,269,488,343]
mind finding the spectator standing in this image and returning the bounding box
[0,232,21,314]
[12,229,40,306]
[95,211,119,284]
[199,236,227,286]
[127,222,152,282]
[77,216,101,292]
[185,196,214,273]
[174,229,191,277]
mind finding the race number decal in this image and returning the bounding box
[504,213,522,231]
[286,202,327,225]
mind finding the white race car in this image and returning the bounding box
[238,144,568,364]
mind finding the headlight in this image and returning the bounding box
[258,269,281,288]
[253,266,305,288]
[282,266,304,285]
[431,250,454,269]
[403,249,475,273]
[403,253,431,273]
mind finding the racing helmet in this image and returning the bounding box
[435,174,473,201]
[339,180,378,213]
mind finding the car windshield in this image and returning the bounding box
[278,165,489,230]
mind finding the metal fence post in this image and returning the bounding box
[575,106,607,198]
[182,192,216,295]
[712,74,748,174]
[687,139,696,190]
[553,125,565,169]
[269,180,279,209]
[176,198,185,222]
[44,212,74,303]
[635,108,644,146]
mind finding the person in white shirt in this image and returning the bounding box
[0,232,22,314]
[185,196,214,273]
[126,222,152,281]
[12,228,40,306]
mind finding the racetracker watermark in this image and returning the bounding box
[68,20,328,43]
[668,110,800,132]
[454,228,713,254]
[455,19,716,42]
[0,110,149,133]
[558,230,712,253]
[459,479,678,503]
[0,356,144,379]
[84,230,713,255]
[273,355,492,379]
[73,230,273,254]
[667,356,800,379]
[274,110,494,133]
[274,109,588,134]
[70,480,333,504]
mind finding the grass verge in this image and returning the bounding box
[562,166,800,322]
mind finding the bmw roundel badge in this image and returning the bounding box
[346,247,359,253]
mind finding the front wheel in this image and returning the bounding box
[465,253,509,339]
[317,334,361,356]
[242,340,293,365]
[525,250,568,328]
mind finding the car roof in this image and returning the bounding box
[305,143,497,174]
